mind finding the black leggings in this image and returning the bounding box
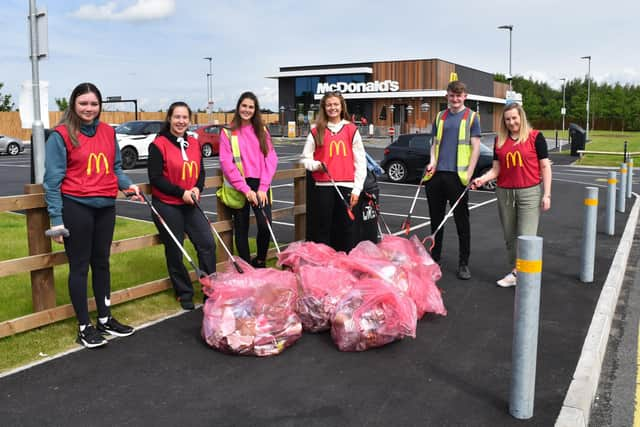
[152,198,217,301]
[308,184,355,253]
[232,178,272,263]
[62,197,115,325]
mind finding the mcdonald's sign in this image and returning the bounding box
[329,140,347,158]
[505,151,523,168]
[181,160,198,180]
[86,152,110,175]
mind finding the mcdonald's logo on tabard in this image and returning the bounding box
[86,153,109,175]
[505,151,523,168]
[329,140,347,157]
[181,160,198,180]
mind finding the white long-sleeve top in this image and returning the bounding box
[300,120,366,196]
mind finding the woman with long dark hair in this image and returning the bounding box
[148,101,216,309]
[219,92,278,267]
[44,82,141,348]
[300,91,366,252]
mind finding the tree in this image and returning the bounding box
[0,82,15,111]
[55,97,69,111]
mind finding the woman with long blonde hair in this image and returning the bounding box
[472,102,552,287]
[300,91,366,252]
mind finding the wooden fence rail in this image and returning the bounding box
[0,168,307,338]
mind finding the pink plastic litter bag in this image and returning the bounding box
[276,241,338,272]
[201,260,302,356]
[296,265,357,332]
[331,278,417,351]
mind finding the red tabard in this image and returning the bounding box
[311,123,356,182]
[151,134,202,205]
[495,130,541,189]
[58,122,119,198]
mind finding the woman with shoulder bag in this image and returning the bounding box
[219,91,278,267]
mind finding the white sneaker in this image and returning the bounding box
[497,272,517,288]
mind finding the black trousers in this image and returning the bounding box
[308,184,355,253]
[232,178,272,263]
[62,197,115,325]
[424,171,470,264]
[152,198,216,302]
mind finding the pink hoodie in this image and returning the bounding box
[219,124,278,194]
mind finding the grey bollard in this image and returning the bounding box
[627,158,634,198]
[617,163,627,213]
[580,187,599,283]
[605,172,616,236]
[509,235,543,420]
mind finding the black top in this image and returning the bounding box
[148,130,205,198]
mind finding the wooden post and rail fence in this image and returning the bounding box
[0,167,307,339]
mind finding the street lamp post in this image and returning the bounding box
[559,78,566,135]
[203,56,213,122]
[498,25,514,89]
[581,55,591,141]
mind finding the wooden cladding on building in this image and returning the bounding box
[372,59,456,91]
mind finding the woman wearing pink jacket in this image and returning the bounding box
[219,92,278,267]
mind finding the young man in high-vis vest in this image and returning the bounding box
[423,80,481,279]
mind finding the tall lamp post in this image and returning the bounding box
[498,25,514,89]
[203,56,213,122]
[581,55,591,141]
[559,78,566,135]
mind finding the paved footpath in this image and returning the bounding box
[0,158,636,426]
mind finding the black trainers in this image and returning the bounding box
[179,297,195,310]
[457,263,471,280]
[77,324,107,348]
[250,257,266,268]
[97,316,135,337]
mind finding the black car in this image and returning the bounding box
[380,133,496,190]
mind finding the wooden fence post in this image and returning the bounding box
[294,167,306,242]
[24,184,56,311]
[215,171,234,267]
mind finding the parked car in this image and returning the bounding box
[380,133,496,190]
[115,120,164,169]
[0,135,24,156]
[194,124,224,157]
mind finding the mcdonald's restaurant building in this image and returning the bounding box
[269,58,510,135]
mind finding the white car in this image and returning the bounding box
[115,120,164,169]
[0,135,24,156]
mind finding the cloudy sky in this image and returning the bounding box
[2,0,639,112]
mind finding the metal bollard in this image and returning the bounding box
[627,158,633,199]
[605,172,616,236]
[617,163,627,213]
[510,235,543,420]
[580,187,599,283]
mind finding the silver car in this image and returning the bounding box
[0,135,24,156]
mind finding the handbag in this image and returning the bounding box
[216,182,246,209]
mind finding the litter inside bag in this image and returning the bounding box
[201,259,302,356]
[276,241,339,272]
[296,265,357,332]
[331,278,417,352]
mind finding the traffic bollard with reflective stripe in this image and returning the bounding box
[605,172,616,236]
[627,158,633,199]
[509,235,543,420]
[617,163,627,213]
[581,187,598,283]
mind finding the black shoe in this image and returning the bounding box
[97,316,135,337]
[179,298,195,310]
[457,263,471,280]
[251,258,266,268]
[77,324,107,348]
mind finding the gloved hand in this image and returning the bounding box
[45,224,69,244]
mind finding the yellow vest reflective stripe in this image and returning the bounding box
[423,108,476,185]
[222,129,244,190]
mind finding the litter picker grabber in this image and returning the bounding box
[422,183,472,252]
[139,192,207,278]
[367,191,391,235]
[400,164,432,235]
[190,193,244,274]
[258,205,281,254]
[320,162,355,221]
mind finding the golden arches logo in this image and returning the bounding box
[86,153,109,175]
[181,161,198,180]
[329,140,347,157]
[505,151,523,168]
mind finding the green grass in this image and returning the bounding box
[539,130,640,166]
[0,212,268,373]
